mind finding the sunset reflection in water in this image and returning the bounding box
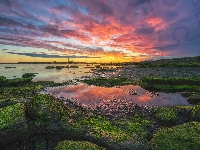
[41,83,190,107]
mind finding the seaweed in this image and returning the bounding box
[152,107,178,124]
[54,140,105,150]
[151,122,200,150]
[0,103,27,143]
[83,78,138,87]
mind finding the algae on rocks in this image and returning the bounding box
[151,122,200,150]
[54,140,105,150]
[188,94,200,104]
[152,107,178,124]
[26,94,88,137]
[0,103,27,144]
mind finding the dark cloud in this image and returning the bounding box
[0,16,23,27]
[7,52,101,58]
[135,27,155,35]
[128,0,148,7]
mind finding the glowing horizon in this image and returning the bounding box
[0,0,200,63]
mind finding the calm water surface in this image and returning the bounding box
[0,64,93,82]
[40,83,190,107]
[1,64,190,106]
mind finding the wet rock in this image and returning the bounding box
[151,122,200,150]
[187,94,200,104]
[54,140,105,150]
[0,103,27,144]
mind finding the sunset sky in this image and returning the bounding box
[0,0,200,63]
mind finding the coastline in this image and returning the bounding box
[1,60,200,149]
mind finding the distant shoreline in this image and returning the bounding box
[0,62,139,65]
[0,56,199,64]
[0,62,92,64]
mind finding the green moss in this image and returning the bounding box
[0,76,6,80]
[27,94,70,122]
[115,114,151,138]
[0,103,26,130]
[180,92,195,97]
[144,85,200,92]
[45,66,54,69]
[0,98,18,108]
[188,94,200,104]
[141,77,200,86]
[22,73,38,78]
[0,85,45,101]
[84,115,129,142]
[192,104,200,120]
[137,63,151,68]
[151,122,200,150]
[55,66,62,69]
[36,142,46,150]
[0,77,32,87]
[140,77,200,92]
[27,94,70,133]
[54,140,105,150]
[26,94,88,137]
[69,65,79,68]
[83,78,138,87]
[152,107,178,123]
[0,78,69,100]
[137,62,200,68]
[0,78,69,99]
[0,103,27,142]
[83,115,149,149]
[175,105,193,110]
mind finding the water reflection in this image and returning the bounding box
[0,64,92,82]
[41,83,190,107]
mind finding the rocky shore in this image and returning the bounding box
[92,65,200,81]
[1,60,200,149]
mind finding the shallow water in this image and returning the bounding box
[0,64,93,82]
[1,64,191,107]
[40,83,190,107]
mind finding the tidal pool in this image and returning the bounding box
[40,83,190,107]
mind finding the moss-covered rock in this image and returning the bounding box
[22,73,38,78]
[137,61,200,68]
[140,77,200,92]
[36,141,46,150]
[26,94,87,137]
[151,122,200,150]
[0,103,27,143]
[188,94,200,104]
[27,94,70,121]
[0,76,6,80]
[0,77,32,87]
[69,65,79,68]
[175,105,193,110]
[54,140,105,150]
[152,107,178,123]
[55,66,62,69]
[83,115,149,150]
[45,66,54,69]
[0,98,18,108]
[192,104,200,120]
[114,114,151,138]
[26,94,71,134]
[83,78,137,87]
